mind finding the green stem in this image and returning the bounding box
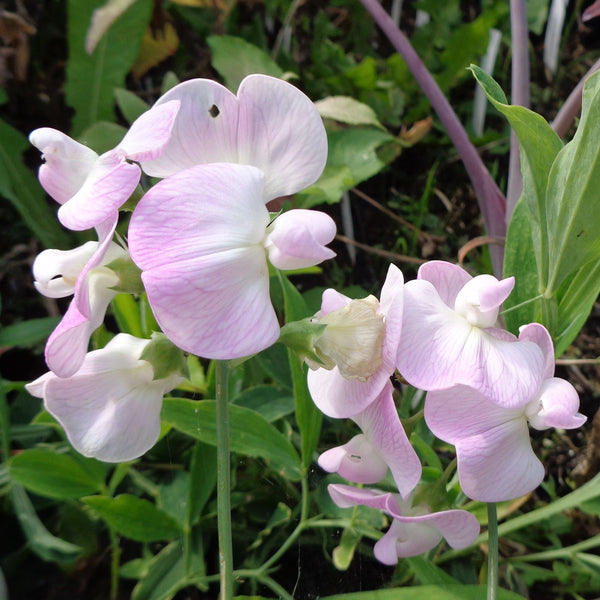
[109,526,121,600]
[216,360,234,600]
[487,502,499,600]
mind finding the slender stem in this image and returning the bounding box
[109,527,121,600]
[216,360,234,600]
[487,502,499,600]
[358,0,507,275]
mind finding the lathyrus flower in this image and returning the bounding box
[328,484,480,564]
[128,163,336,359]
[29,100,179,231]
[137,74,328,203]
[305,264,404,418]
[396,260,545,408]
[33,217,129,377]
[424,323,586,502]
[26,333,184,463]
[318,381,421,499]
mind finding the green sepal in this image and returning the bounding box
[278,318,328,366]
[107,256,144,294]
[140,332,189,381]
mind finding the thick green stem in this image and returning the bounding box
[487,502,499,600]
[216,360,234,600]
[109,526,121,600]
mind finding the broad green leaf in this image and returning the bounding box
[188,441,216,526]
[0,317,60,349]
[0,118,69,249]
[278,272,322,469]
[322,585,525,600]
[158,471,189,527]
[554,260,600,356]
[85,0,137,54]
[132,533,207,600]
[407,556,459,585]
[9,449,104,499]
[470,65,562,278]
[79,121,127,154]
[115,88,150,124]
[315,96,384,129]
[233,385,295,422]
[83,494,182,541]
[207,35,285,91]
[10,484,83,563]
[298,129,395,207]
[502,198,540,334]
[333,527,361,570]
[162,398,302,480]
[66,0,153,135]
[545,70,600,292]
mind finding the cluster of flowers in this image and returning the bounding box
[25,72,586,567]
[301,261,586,564]
[26,74,336,461]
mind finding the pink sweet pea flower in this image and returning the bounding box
[318,381,421,498]
[396,260,545,408]
[138,74,327,202]
[29,100,179,231]
[328,484,480,564]
[26,334,183,463]
[424,323,586,502]
[128,163,336,360]
[33,217,127,377]
[306,264,404,418]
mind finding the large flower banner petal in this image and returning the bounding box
[140,74,327,201]
[129,163,279,359]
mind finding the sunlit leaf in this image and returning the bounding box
[131,22,179,79]
[85,0,137,54]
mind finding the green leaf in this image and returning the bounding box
[332,527,361,570]
[233,385,295,422]
[131,533,206,600]
[83,494,182,542]
[315,96,384,129]
[502,198,540,334]
[66,0,153,135]
[10,484,83,563]
[0,317,60,349]
[545,70,600,292]
[162,398,302,480]
[207,35,285,91]
[188,441,216,526]
[111,293,144,338]
[78,121,128,154]
[277,272,322,470]
[299,129,395,207]
[407,556,459,585]
[0,118,70,249]
[114,88,150,124]
[321,585,525,600]
[470,65,562,279]
[9,449,104,499]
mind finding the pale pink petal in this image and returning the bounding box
[29,128,98,205]
[140,79,240,177]
[353,382,421,498]
[307,266,404,419]
[328,483,394,512]
[426,386,544,502]
[519,322,555,378]
[375,520,443,563]
[57,150,140,230]
[35,334,182,462]
[266,209,336,270]
[526,378,587,431]
[129,164,269,270]
[397,279,545,408]
[45,269,119,378]
[129,164,280,359]
[117,100,180,162]
[33,242,99,298]
[236,74,327,199]
[417,260,472,307]
[318,435,389,484]
[454,275,514,328]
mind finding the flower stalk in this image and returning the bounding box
[216,359,234,600]
[487,502,499,600]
